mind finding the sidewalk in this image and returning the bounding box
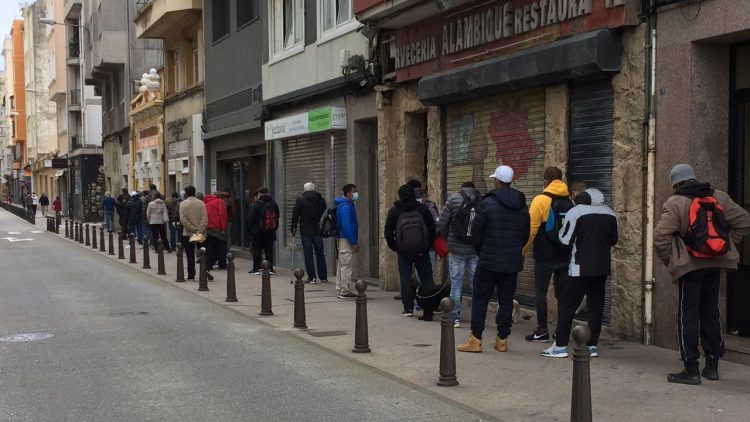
[31,218,750,421]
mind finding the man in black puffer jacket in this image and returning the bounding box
[458,165,530,354]
[291,182,329,284]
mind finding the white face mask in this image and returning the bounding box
[352,192,359,201]
[416,198,423,203]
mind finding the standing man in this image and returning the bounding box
[523,167,573,343]
[247,187,279,275]
[116,188,130,234]
[39,193,49,217]
[654,164,750,385]
[335,184,359,299]
[458,166,529,353]
[204,192,228,271]
[101,192,117,232]
[385,184,437,316]
[31,192,39,215]
[52,196,62,217]
[165,192,181,250]
[179,185,208,281]
[125,191,144,245]
[437,182,481,328]
[541,188,618,359]
[291,182,328,284]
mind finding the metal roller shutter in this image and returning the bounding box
[284,135,326,247]
[330,131,348,197]
[445,88,546,306]
[568,78,615,324]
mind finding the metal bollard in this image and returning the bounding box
[73,222,78,242]
[91,225,98,249]
[198,247,209,291]
[156,239,166,275]
[85,224,90,246]
[142,237,151,269]
[353,280,371,353]
[118,231,125,259]
[99,226,105,252]
[225,253,238,302]
[65,220,69,238]
[293,268,307,329]
[78,223,84,244]
[571,325,593,422]
[108,230,115,255]
[175,243,185,282]
[259,260,273,316]
[129,234,137,264]
[437,297,459,387]
[56,215,61,233]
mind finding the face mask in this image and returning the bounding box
[416,198,423,203]
[352,192,359,201]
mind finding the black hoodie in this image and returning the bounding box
[291,190,328,236]
[471,186,530,273]
[384,185,436,254]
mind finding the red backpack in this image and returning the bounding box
[683,196,730,258]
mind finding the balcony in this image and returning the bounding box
[64,0,82,19]
[70,134,82,150]
[67,28,80,62]
[354,0,473,28]
[68,89,81,111]
[134,0,202,39]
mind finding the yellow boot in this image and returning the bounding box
[457,334,482,353]
[494,335,508,352]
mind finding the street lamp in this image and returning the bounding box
[38,17,90,35]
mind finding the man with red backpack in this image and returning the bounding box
[655,164,750,385]
[248,187,280,275]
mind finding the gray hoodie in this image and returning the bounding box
[437,186,481,256]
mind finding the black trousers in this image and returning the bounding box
[534,260,569,331]
[182,236,197,279]
[252,232,275,271]
[205,234,227,270]
[470,267,517,340]
[149,224,171,251]
[554,275,606,347]
[677,268,724,366]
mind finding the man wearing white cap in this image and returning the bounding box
[458,165,530,353]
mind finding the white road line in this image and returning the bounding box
[8,232,21,235]
[30,230,44,234]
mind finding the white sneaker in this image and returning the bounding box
[453,320,461,328]
[541,345,569,358]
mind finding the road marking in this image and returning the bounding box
[30,230,44,233]
[1,237,34,242]
[0,333,54,342]
[8,231,21,234]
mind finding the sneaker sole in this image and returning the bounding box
[526,338,551,343]
[541,353,569,358]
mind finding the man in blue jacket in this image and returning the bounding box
[335,184,359,299]
[458,165,530,353]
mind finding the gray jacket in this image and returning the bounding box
[436,187,480,256]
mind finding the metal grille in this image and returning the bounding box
[284,136,327,246]
[205,86,263,121]
[445,88,546,307]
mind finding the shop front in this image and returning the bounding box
[129,91,165,193]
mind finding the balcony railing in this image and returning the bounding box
[70,134,82,150]
[69,89,80,106]
[136,0,153,15]
[67,27,80,59]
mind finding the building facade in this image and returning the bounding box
[8,20,27,204]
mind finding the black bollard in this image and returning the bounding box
[99,226,105,252]
[259,260,273,316]
[353,280,371,353]
[118,231,125,259]
[85,224,90,246]
[78,223,84,244]
[225,253,237,302]
[73,222,78,242]
[293,268,307,329]
[108,230,115,255]
[129,234,137,264]
[571,325,593,422]
[437,297,459,387]
[198,247,209,291]
[91,225,98,249]
[156,239,166,275]
[175,243,185,282]
[142,237,151,269]
[56,214,61,233]
[65,220,69,238]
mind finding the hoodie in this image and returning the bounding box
[204,195,228,233]
[291,190,328,236]
[335,196,358,246]
[437,186,481,255]
[384,185,437,255]
[471,186,530,273]
[523,179,571,260]
[559,189,618,277]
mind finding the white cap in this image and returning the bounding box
[130,191,139,196]
[304,182,315,192]
[489,165,514,183]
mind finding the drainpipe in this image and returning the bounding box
[643,0,657,346]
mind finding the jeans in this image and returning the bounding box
[533,260,569,331]
[471,267,517,339]
[554,275,607,348]
[676,268,724,365]
[104,212,114,232]
[128,223,144,244]
[142,222,153,243]
[397,253,434,313]
[449,254,478,321]
[301,235,328,281]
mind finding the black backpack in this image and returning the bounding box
[543,192,574,246]
[396,210,430,256]
[319,205,338,238]
[452,191,480,241]
[259,201,279,232]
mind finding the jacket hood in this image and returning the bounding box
[461,186,480,197]
[488,187,526,210]
[204,194,220,204]
[543,179,569,197]
[335,197,352,206]
[395,184,418,211]
[675,180,713,198]
[585,188,605,206]
[302,191,323,202]
[152,198,165,205]
[259,194,273,202]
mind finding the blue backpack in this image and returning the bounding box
[543,192,574,246]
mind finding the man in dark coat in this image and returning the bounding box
[125,191,144,245]
[458,165,530,353]
[291,182,328,283]
[247,187,280,274]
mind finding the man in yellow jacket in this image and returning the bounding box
[523,167,574,343]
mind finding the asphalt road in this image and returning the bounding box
[0,210,489,422]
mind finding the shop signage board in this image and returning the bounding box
[265,107,347,140]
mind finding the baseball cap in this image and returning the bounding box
[130,191,139,196]
[489,165,514,183]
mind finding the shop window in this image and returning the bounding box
[270,0,304,58]
[237,0,259,28]
[735,44,750,90]
[320,0,355,40]
[212,0,230,42]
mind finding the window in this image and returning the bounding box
[238,0,259,28]
[212,0,230,42]
[165,51,175,94]
[192,38,200,83]
[271,0,304,56]
[174,47,182,92]
[320,0,352,34]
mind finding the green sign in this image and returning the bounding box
[308,107,333,133]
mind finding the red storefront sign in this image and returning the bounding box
[394,0,627,82]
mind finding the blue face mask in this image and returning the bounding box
[351,192,359,201]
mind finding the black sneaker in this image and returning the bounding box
[525,329,550,343]
[667,370,701,385]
